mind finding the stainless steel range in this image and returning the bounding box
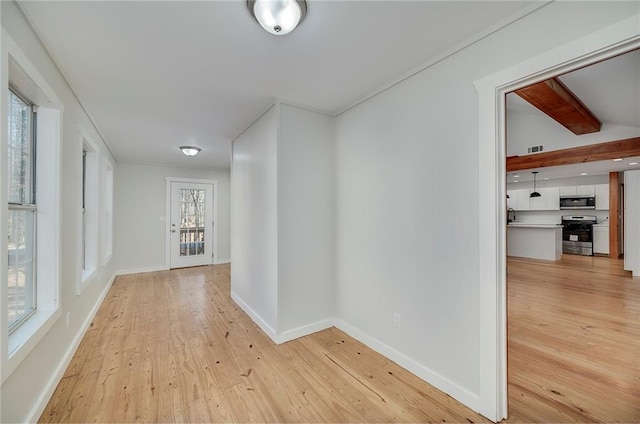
[562,215,597,256]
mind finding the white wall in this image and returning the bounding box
[231,106,279,334]
[278,104,334,334]
[231,103,334,340]
[507,109,640,156]
[114,162,230,273]
[333,1,638,417]
[1,2,116,422]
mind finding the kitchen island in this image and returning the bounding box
[507,223,563,261]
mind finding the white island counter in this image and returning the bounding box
[507,223,563,261]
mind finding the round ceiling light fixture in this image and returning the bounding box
[180,146,201,157]
[247,0,307,35]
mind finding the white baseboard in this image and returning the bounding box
[278,318,335,343]
[116,265,167,276]
[333,318,482,414]
[231,292,334,345]
[213,258,231,265]
[230,291,279,343]
[25,273,117,423]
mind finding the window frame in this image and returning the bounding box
[77,129,99,294]
[2,30,63,383]
[102,157,114,265]
[7,87,38,334]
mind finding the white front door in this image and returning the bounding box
[170,182,213,269]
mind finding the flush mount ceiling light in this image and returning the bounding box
[530,171,541,198]
[180,146,201,157]
[247,0,307,35]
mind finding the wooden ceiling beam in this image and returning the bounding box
[506,136,640,172]
[514,77,602,135]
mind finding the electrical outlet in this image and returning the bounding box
[393,312,401,328]
[65,312,71,328]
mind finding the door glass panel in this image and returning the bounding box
[179,189,206,257]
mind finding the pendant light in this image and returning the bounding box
[530,171,541,198]
[247,0,307,35]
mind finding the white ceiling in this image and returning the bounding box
[19,0,539,170]
[506,48,640,182]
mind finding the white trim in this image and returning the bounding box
[278,318,334,344]
[2,29,64,111]
[102,156,114,265]
[231,291,279,343]
[335,2,551,117]
[231,103,276,145]
[17,1,117,162]
[474,14,640,422]
[165,177,219,270]
[0,8,3,418]
[77,128,100,295]
[333,319,482,413]
[2,29,64,384]
[24,273,116,423]
[277,99,333,118]
[3,309,61,383]
[274,101,281,336]
[115,266,167,276]
[213,258,231,265]
[164,177,220,185]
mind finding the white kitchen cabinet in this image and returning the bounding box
[560,186,577,196]
[593,226,609,255]
[595,184,609,210]
[528,187,560,211]
[560,185,595,197]
[529,190,544,210]
[507,190,516,210]
[515,189,531,211]
[544,187,560,210]
[512,187,559,211]
[577,185,595,196]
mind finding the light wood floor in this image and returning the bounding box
[39,257,640,423]
[506,254,640,423]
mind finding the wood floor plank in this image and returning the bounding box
[39,258,639,423]
[507,254,640,423]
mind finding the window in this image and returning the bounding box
[3,37,62,380]
[79,134,98,293]
[103,159,114,264]
[7,89,37,333]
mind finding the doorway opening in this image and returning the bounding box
[504,48,640,421]
[474,17,640,421]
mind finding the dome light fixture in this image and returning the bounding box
[247,0,307,35]
[180,146,201,157]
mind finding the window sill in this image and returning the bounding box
[78,267,97,295]
[3,307,61,383]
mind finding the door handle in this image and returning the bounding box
[171,229,176,233]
